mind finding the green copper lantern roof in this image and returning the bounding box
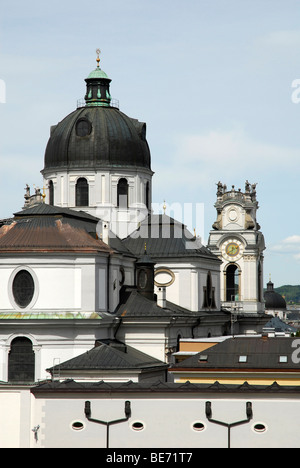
[86,67,110,80]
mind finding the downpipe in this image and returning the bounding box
[84,400,131,448]
[205,401,253,448]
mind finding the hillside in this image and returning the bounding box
[273,285,300,304]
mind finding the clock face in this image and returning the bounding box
[225,242,240,257]
[222,239,243,261]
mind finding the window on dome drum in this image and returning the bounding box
[226,264,240,301]
[76,178,89,206]
[117,178,128,208]
[49,180,54,206]
[8,337,35,383]
[12,270,35,309]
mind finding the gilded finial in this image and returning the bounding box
[163,200,166,214]
[96,48,101,68]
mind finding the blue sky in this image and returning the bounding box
[0,0,300,287]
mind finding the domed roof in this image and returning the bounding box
[264,281,286,310]
[86,68,110,79]
[43,107,151,171]
[42,54,151,173]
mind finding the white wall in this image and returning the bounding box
[1,385,300,448]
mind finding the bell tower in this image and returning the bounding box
[207,181,266,316]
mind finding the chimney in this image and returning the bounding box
[97,221,110,245]
[157,287,166,308]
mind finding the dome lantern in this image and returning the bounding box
[84,49,112,107]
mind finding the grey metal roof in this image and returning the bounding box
[14,203,100,223]
[115,287,199,319]
[263,316,296,333]
[122,214,219,260]
[171,336,300,370]
[31,378,300,394]
[47,340,168,373]
[43,106,151,172]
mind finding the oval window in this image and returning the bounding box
[192,422,205,432]
[131,421,144,431]
[12,270,35,308]
[154,268,175,287]
[71,421,85,431]
[76,119,92,137]
[138,270,148,289]
[253,423,266,433]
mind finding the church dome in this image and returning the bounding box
[43,54,151,173]
[264,281,286,310]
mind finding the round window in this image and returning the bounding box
[12,270,35,309]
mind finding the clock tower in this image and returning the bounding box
[207,181,266,318]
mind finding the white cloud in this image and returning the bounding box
[270,235,300,262]
[283,235,300,245]
[259,30,300,48]
[163,127,300,189]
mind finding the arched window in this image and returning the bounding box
[76,178,89,207]
[258,261,262,302]
[49,180,54,206]
[226,264,239,301]
[12,270,35,309]
[8,337,35,383]
[203,272,216,309]
[145,181,150,210]
[117,178,128,208]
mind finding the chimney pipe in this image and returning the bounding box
[157,287,166,308]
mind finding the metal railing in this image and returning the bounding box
[76,98,120,109]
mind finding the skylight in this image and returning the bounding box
[239,355,247,363]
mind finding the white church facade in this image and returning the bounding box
[0,52,284,448]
